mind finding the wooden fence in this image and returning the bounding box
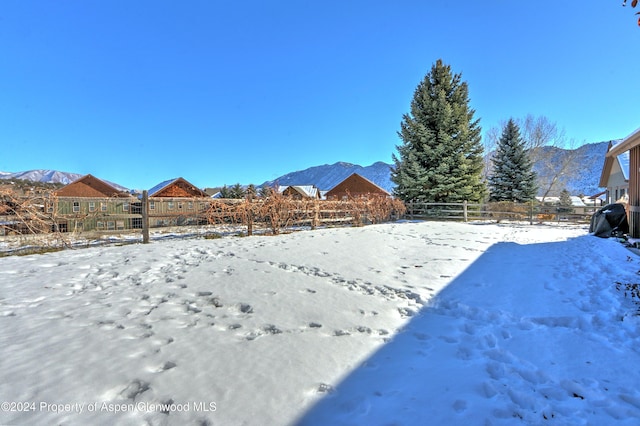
[201,197,406,236]
[0,194,407,241]
[404,201,598,224]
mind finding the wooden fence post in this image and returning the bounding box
[247,196,253,236]
[463,200,468,222]
[530,200,534,225]
[142,190,150,244]
[312,200,319,230]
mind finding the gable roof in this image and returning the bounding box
[54,174,130,198]
[148,177,208,198]
[325,173,390,198]
[606,127,640,158]
[278,185,320,199]
[599,140,629,187]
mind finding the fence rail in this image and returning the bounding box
[404,201,598,224]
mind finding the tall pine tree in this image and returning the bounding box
[391,59,485,202]
[488,119,537,202]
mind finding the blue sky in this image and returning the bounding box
[1,1,638,190]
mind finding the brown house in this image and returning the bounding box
[147,177,210,227]
[325,173,390,200]
[52,174,136,232]
[606,127,640,237]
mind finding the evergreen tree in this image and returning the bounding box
[245,184,257,200]
[558,188,573,213]
[391,59,486,202]
[230,183,245,199]
[258,185,273,198]
[219,185,232,199]
[488,119,537,202]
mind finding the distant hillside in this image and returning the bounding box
[262,161,394,192]
[1,141,613,197]
[266,141,612,197]
[531,141,610,196]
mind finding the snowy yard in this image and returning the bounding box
[2,221,640,425]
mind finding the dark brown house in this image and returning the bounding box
[325,173,390,200]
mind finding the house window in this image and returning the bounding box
[116,221,125,230]
[168,201,175,210]
[74,221,83,231]
[89,202,96,212]
[47,202,54,213]
[101,202,107,212]
[123,201,129,212]
[97,221,105,230]
[188,201,194,210]
[149,201,155,210]
[73,201,80,213]
[107,221,115,230]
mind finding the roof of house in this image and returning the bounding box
[325,173,390,197]
[148,177,208,198]
[535,196,586,207]
[599,140,629,187]
[54,174,130,198]
[278,185,320,198]
[606,127,640,158]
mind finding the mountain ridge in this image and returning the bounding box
[0,141,613,196]
[261,161,394,193]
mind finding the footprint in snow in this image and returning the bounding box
[119,379,150,401]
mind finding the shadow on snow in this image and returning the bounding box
[294,235,632,425]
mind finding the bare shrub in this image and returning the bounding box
[258,191,299,235]
[0,188,73,250]
[367,197,406,224]
[486,201,529,223]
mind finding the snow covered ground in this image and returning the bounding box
[1,221,640,425]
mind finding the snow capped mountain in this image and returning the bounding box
[262,161,394,192]
[0,169,83,185]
